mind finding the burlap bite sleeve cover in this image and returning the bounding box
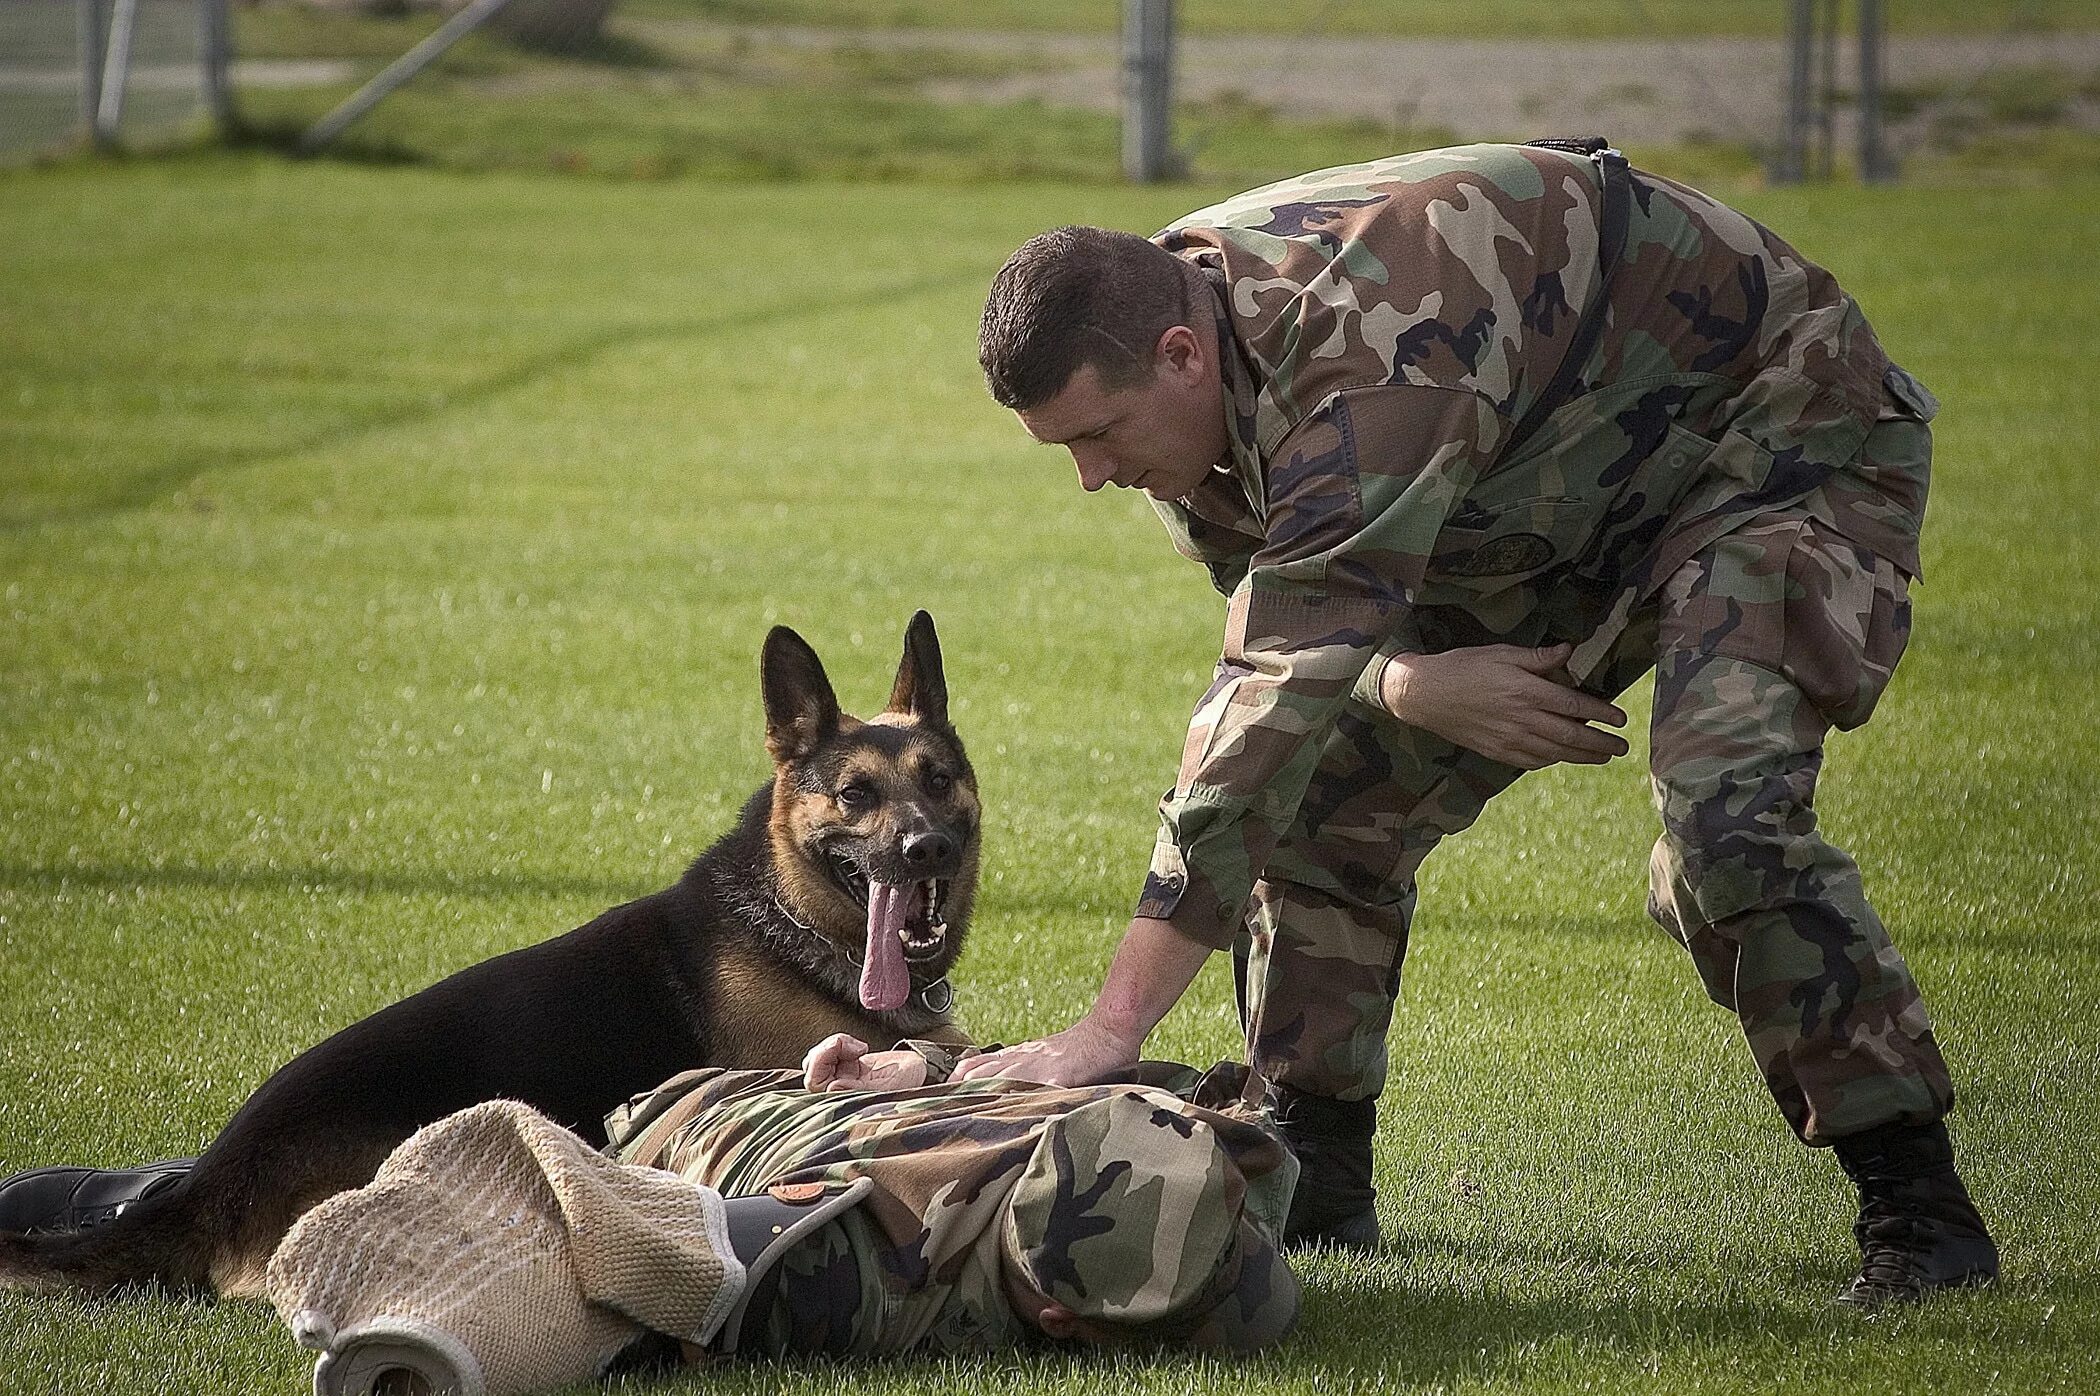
[266,1100,744,1396]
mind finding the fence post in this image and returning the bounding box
[1858,0,1893,183]
[77,0,106,145]
[1122,0,1176,182]
[200,0,233,132]
[94,0,138,146]
[1774,0,1813,183]
[1815,0,1839,179]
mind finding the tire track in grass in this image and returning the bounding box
[0,858,647,904]
[0,267,991,534]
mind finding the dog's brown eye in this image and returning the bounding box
[925,770,953,795]
[838,781,876,811]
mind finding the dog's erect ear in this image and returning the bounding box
[762,626,841,763]
[886,610,948,726]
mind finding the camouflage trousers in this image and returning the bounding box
[1240,505,1953,1148]
[739,1207,984,1358]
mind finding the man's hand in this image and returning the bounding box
[802,1034,932,1092]
[950,1012,1142,1087]
[954,914,1212,1085]
[1378,641,1629,770]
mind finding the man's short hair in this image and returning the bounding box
[978,226,1193,411]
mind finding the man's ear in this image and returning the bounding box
[1155,322,1204,382]
[885,610,948,726]
[762,626,841,763]
[1035,1302,1080,1341]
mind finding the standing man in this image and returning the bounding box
[960,141,1995,1306]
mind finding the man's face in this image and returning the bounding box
[1013,325,1228,502]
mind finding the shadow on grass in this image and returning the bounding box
[0,1262,2048,1396]
[1536,909,2097,962]
[0,859,652,905]
[623,1266,1909,1393]
[1,267,989,534]
[1289,1275,1847,1383]
[569,28,684,69]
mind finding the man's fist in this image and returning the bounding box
[1376,641,1630,770]
[801,1034,932,1092]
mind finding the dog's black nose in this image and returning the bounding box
[902,831,953,868]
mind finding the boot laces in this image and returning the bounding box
[1855,1211,1927,1293]
[1852,1179,1940,1295]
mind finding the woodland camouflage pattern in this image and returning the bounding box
[1129,142,1949,1143]
[606,1062,1300,1356]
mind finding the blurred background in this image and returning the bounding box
[5,0,2097,186]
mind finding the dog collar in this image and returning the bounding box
[772,899,955,1017]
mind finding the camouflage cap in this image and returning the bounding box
[999,1089,1300,1352]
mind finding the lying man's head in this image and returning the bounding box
[992,1090,1300,1351]
[980,226,1229,502]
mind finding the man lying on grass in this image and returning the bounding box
[265,1043,1299,1396]
[959,138,1995,1307]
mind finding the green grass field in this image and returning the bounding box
[2,158,2096,1393]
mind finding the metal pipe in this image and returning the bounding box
[76,0,106,143]
[200,0,233,132]
[1859,0,1892,183]
[1777,0,1814,183]
[1815,0,1839,180]
[299,0,522,154]
[1122,0,1176,183]
[94,0,138,144]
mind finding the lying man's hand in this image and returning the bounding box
[1378,641,1629,770]
[802,1034,931,1092]
[951,1013,1139,1087]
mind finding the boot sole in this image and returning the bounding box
[1836,1268,1998,1309]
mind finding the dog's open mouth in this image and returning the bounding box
[826,849,949,1012]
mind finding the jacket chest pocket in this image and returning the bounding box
[1421,494,1600,597]
[1420,418,1765,602]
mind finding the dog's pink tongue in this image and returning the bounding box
[860,881,911,1013]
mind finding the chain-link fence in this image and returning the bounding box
[1,0,226,164]
[1149,0,2097,183]
[5,1,2094,179]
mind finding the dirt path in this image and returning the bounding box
[647,21,2100,150]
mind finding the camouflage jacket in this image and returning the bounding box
[603,1061,1295,1357]
[1136,142,1937,947]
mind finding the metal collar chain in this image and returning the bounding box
[773,898,955,1017]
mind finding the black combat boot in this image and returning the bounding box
[0,1157,195,1234]
[1268,1086,1380,1252]
[1831,1119,1997,1308]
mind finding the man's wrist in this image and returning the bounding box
[1087,914,1214,1057]
[1370,652,1403,718]
[1378,650,1436,723]
[1081,1003,1149,1058]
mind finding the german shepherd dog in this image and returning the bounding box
[0,612,977,1298]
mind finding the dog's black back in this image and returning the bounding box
[0,613,976,1298]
